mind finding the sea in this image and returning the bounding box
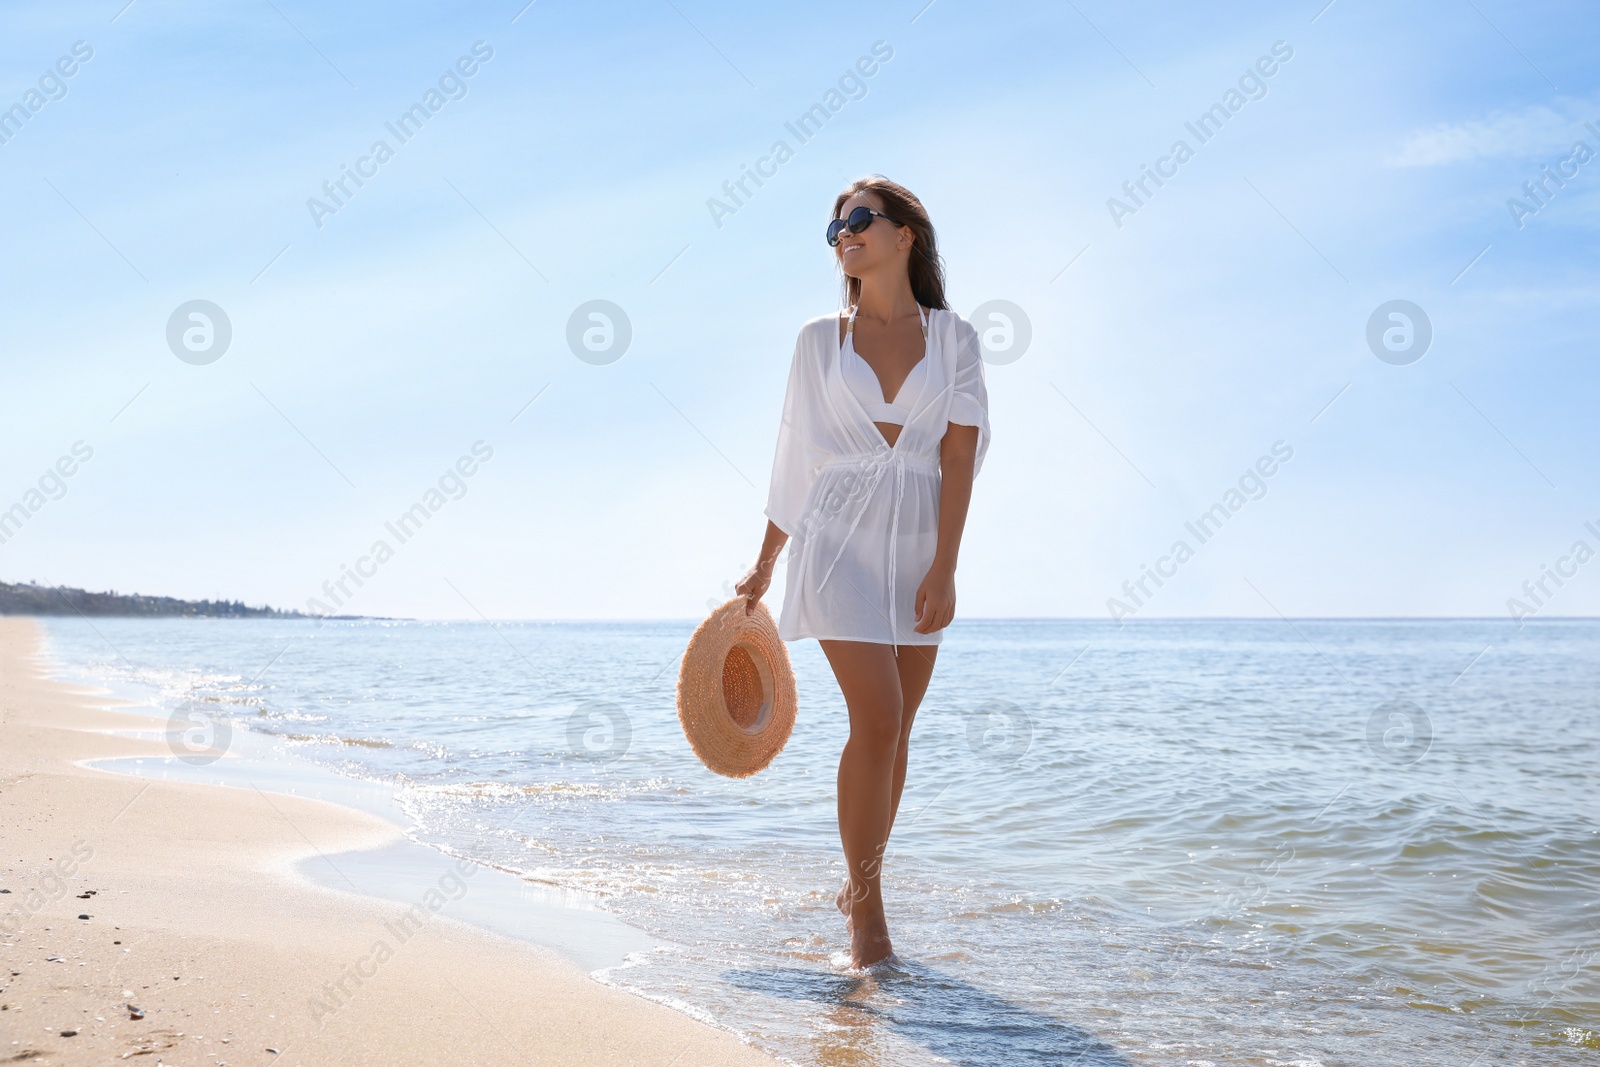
[36,616,1600,1067]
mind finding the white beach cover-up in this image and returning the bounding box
[764,307,991,646]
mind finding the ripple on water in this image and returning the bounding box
[36,617,1600,1066]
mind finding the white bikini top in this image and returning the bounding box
[841,304,929,426]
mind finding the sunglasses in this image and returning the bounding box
[827,205,901,247]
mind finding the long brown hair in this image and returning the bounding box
[832,176,948,311]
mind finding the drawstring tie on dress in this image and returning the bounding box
[885,456,906,651]
[814,451,911,650]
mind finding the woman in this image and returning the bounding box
[735,176,991,969]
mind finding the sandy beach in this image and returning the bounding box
[0,617,778,1066]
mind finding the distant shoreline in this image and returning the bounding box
[0,579,309,619]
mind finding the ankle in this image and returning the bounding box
[848,898,886,925]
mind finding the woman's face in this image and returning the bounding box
[833,191,911,280]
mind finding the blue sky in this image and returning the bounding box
[1,0,1596,621]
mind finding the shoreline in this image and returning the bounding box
[0,617,780,1066]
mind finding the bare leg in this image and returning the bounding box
[820,639,902,968]
[888,644,938,836]
[820,641,939,968]
[834,644,938,920]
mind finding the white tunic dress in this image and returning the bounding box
[764,306,992,646]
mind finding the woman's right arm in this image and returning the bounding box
[735,520,789,613]
[744,321,816,613]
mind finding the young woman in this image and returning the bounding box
[735,176,991,969]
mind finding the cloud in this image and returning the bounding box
[1386,98,1600,167]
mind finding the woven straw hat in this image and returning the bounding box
[677,597,797,778]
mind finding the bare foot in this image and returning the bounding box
[846,891,892,968]
[836,878,856,940]
[849,915,894,969]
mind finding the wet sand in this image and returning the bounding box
[0,617,777,1066]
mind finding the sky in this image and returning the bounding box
[1,0,1597,622]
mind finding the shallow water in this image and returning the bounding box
[39,616,1600,1065]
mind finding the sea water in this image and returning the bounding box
[38,616,1600,1066]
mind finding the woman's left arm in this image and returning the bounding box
[914,422,980,634]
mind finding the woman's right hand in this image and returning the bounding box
[734,561,773,614]
[736,521,790,615]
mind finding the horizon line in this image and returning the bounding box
[23,613,1599,624]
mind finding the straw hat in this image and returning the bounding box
[677,597,797,778]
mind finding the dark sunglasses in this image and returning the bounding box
[827,205,901,247]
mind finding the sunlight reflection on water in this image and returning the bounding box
[42,617,1600,1066]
